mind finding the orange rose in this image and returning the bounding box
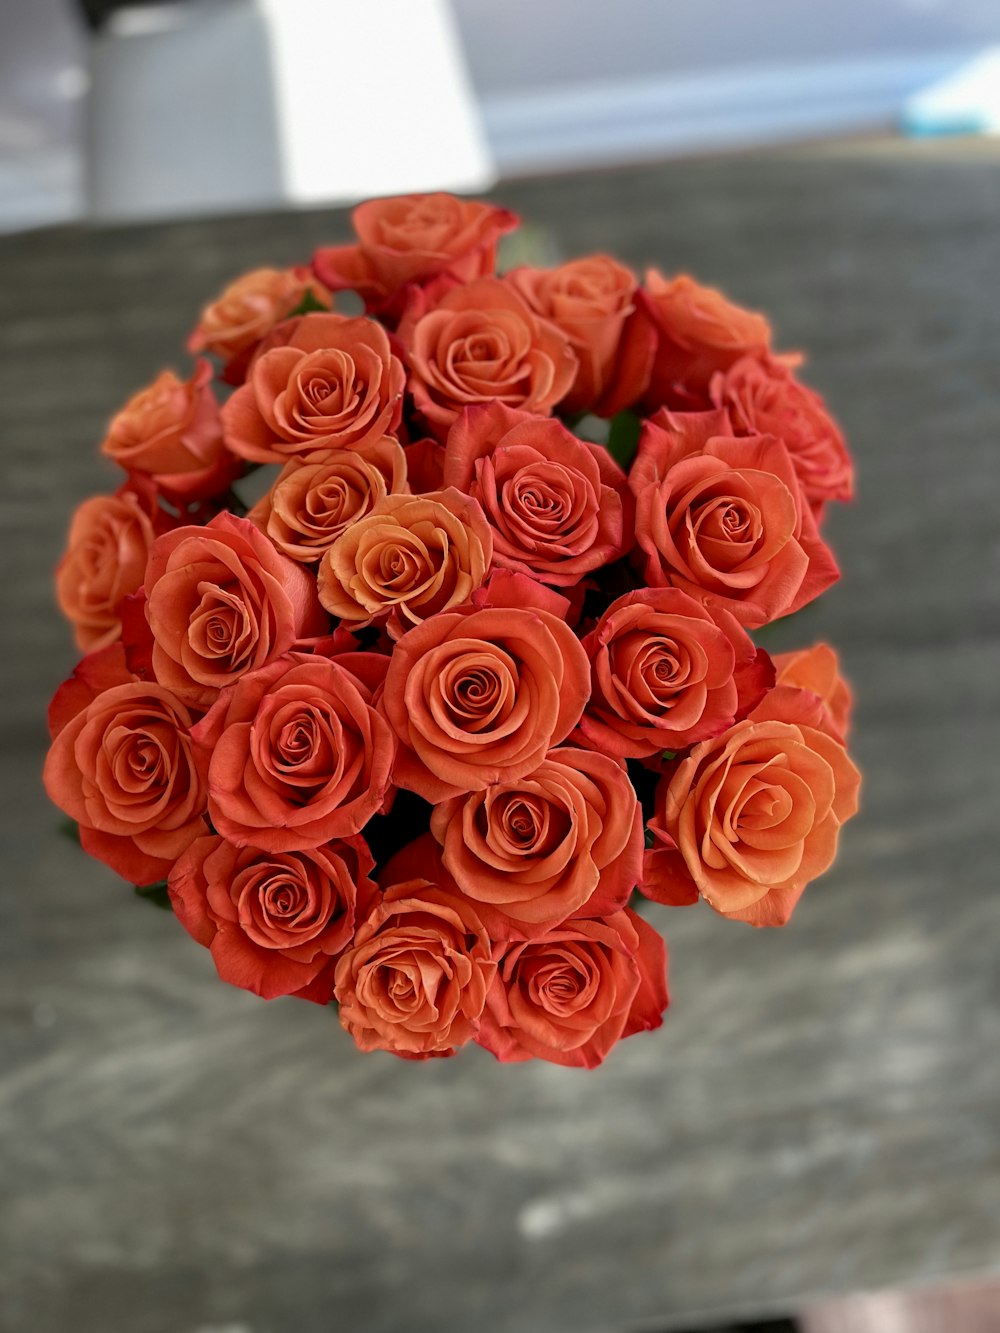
[430,746,643,936]
[188,266,332,380]
[509,256,655,416]
[642,712,860,926]
[640,270,771,408]
[334,876,495,1058]
[55,484,168,652]
[406,277,578,440]
[476,908,668,1068]
[169,833,376,1003]
[313,192,518,315]
[142,512,327,709]
[766,642,853,742]
[442,403,631,587]
[629,408,839,628]
[248,436,408,563]
[192,650,396,851]
[575,588,773,759]
[381,603,591,803]
[101,359,240,503]
[317,489,492,638]
[221,313,405,464]
[44,644,209,885]
[711,355,854,513]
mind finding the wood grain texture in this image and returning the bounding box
[1,138,999,1333]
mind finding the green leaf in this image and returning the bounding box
[606,410,642,470]
[58,818,81,845]
[643,827,656,850]
[286,288,328,318]
[134,881,173,911]
[661,750,678,762]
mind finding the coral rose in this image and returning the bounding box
[221,313,405,464]
[314,192,518,315]
[191,650,395,851]
[188,266,332,379]
[629,408,839,628]
[334,876,495,1058]
[44,644,209,885]
[477,907,668,1068]
[443,403,631,587]
[248,436,408,563]
[642,713,861,926]
[430,746,643,935]
[762,642,854,743]
[142,512,327,709]
[640,270,771,408]
[381,604,591,803]
[509,256,655,417]
[101,359,240,503]
[711,355,854,513]
[56,484,169,652]
[405,277,578,440]
[576,588,774,759]
[317,488,492,638]
[169,833,376,1004]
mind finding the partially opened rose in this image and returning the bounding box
[188,266,332,377]
[477,908,668,1068]
[772,642,853,741]
[169,833,376,1003]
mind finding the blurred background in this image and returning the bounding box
[2,2,999,1332]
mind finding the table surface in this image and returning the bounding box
[1,138,999,1333]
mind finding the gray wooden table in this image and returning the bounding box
[1,138,999,1333]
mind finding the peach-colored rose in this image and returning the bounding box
[169,833,376,1003]
[44,643,209,885]
[430,746,643,936]
[317,488,492,638]
[442,403,631,587]
[575,588,773,759]
[765,643,854,742]
[192,650,395,851]
[640,270,771,408]
[334,876,495,1058]
[509,256,655,416]
[642,713,861,926]
[188,266,332,378]
[711,355,854,513]
[629,408,839,628]
[142,512,327,709]
[56,484,169,652]
[313,192,518,315]
[406,277,578,440]
[381,604,591,803]
[476,907,668,1068]
[221,313,405,464]
[248,436,408,563]
[101,359,240,503]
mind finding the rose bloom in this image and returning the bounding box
[765,642,853,743]
[313,192,518,315]
[56,484,169,652]
[192,650,395,851]
[101,359,240,503]
[711,355,854,513]
[248,436,409,563]
[477,907,668,1069]
[334,875,495,1058]
[508,256,655,417]
[642,705,861,926]
[640,270,771,408]
[442,403,631,587]
[142,511,326,709]
[44,643,209,885]
[405,277,578,440]
[576,587,773,760]
[221,312,405,464]
[318,488,491,637]
[629,408,839,628]
[381,603,591,803]
[169,833,376,1004]
[430,745,643,936]
[188,266,332,377]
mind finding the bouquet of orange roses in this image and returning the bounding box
[45,193,860,1067]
